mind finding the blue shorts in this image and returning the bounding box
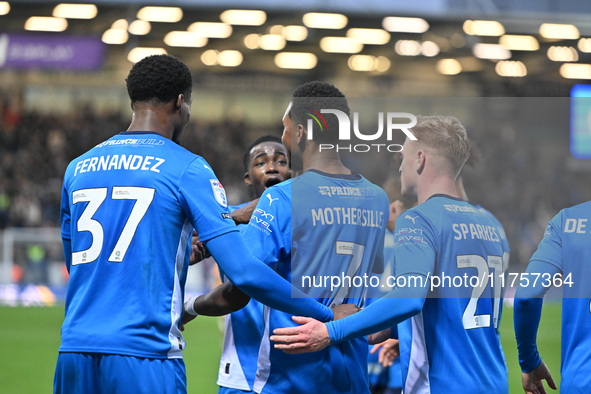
[54,352,187,394]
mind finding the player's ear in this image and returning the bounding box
[296,123,307,144]
[175,94,183,112]
[416,149,426,172]
[244,171,252,186]
[296,124,308,153]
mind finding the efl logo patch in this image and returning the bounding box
[210,179,228,208]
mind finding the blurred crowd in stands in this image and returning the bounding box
[0,101,265,229]
[1,98,590,272]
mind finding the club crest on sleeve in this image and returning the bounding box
[210,179,228,208]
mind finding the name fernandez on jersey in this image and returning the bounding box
[311,207,384,228]
[74,154,165,176]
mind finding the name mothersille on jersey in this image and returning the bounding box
[311,207,384,228]
[73,154,165,176]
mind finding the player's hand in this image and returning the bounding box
[180,299,199,330]
[269,316,331,354]
[521,361,557,394]
[370,338,400,367]
[387,200,405,232]
[331,303,360,320]
[189,230,209,265]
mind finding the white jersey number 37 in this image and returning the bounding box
[71,187,155,265]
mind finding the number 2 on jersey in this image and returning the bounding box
[72,187,155,265]
[457,254,503,330]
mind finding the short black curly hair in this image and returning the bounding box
[242,135,284,171]
[126,54,192,105]
[290,81,350,144]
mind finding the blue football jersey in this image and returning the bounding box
[242,169,390,394]
[217,209,264,391]
[327,195,508,394]
[523,201,591,392]
[395,196,507,393]
[59,131,237,359]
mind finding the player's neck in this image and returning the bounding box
[417,176,459,204]
[128,106,174,140]
[455,176,469,201]
[302,150,351,175]
[299,141,351,175]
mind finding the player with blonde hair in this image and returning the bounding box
[271,115,509,394]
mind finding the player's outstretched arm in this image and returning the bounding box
[181,281,249,329]
[367,327,392,345]
[271,283,426,353]
[184,281,250,319]
[230,198,259,224]
[331,303,360,320]
[271,212,434,353]
[270,316,331,354]
[514,213,563,392]
[521,361,557,394]
[205,231,334,322]
[514,260,561,380]
[268,303,361,354]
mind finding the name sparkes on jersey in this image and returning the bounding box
[311,207,384,228]
[74,154,165,176]
[452,222,500,242]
